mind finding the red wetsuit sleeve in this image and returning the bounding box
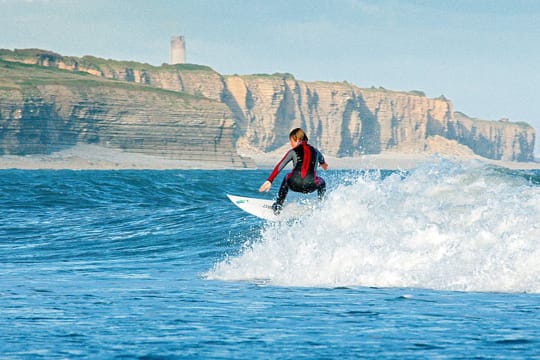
[267,149,295,183]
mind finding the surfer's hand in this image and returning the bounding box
[320,162,328,170]
[259,180,271,192]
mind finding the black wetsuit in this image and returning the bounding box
[267,141,326,207]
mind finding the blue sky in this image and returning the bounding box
[2,0,540,154]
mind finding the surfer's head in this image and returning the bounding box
[289,128,308,143]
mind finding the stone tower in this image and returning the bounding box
[169,35,186,64]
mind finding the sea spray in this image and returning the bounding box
[207,159,540,293]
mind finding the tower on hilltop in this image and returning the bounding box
[170,35,186,64]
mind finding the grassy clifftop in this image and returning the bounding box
[0,48,214,73]
[454,111,533,129]
[0,58,213,104]
[3,49,227,102]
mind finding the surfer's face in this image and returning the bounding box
[290,137,300,148]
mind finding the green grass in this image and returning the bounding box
[0,48,217,74]
[454,111,532,129]
[0,59,212,101]
[407,90,426,97]
[513,121,532,128]
[231,72,295,80]
[163,63,215,72]
[0,48,62,60]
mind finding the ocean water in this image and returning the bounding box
[1,159,539,359]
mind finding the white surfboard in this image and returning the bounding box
[226,194,309,221]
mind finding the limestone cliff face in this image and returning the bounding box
[223,75,535,161]
[0,59,252,168]
[92,63,226,103]
[0,49,535,162]
[451,112,535,162]
[223,75,452,155]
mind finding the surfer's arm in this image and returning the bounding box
[259,150,294,192]
[317,151,328,170]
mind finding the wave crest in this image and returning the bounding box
[208,160,540,293]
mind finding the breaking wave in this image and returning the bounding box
[208,159,540,293]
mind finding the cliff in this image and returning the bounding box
[223,75,535,162]
[0,49,536,163]
[0,58,252,168]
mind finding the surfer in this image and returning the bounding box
[259,128,328,214]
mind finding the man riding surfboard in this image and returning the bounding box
[259,128,328,214]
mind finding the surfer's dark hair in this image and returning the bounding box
[289,128,308,142]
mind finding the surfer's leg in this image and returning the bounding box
[316,177,326,200]
[273,177,290,214]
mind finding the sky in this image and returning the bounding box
[2,0,540,154]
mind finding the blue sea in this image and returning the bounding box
[1,159,539,359]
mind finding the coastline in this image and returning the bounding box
[250,152,540,170]
[0,144,539,171]
[0,145,243,171]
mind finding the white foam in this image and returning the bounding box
[208,159,540,293]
